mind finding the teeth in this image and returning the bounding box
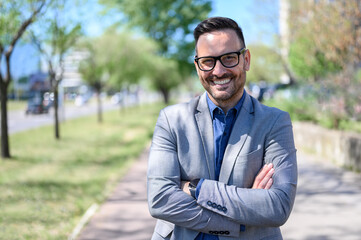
[214,79,230,85]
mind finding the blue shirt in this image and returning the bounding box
[195,93,245,240]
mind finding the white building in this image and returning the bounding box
[62,50,89,93]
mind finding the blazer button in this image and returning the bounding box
[212,203,217,208]
[225,231,230,235]
[217,205,223,211]
[207,201,212,206]
[240,224,246,232]
[222,207,227,213]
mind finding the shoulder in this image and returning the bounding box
[248,93,291,122]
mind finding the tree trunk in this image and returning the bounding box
[160,88,169,104]
[96,89,102,123]
[54,87,60,139]
[0,85,11,158]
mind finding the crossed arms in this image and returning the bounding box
[147,108,297,237]
[182,162,275,196]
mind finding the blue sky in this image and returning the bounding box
[210,0,279,45]
[80,0,280,44]
[8,0,279,80]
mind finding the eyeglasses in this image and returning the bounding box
[194,48,247,71]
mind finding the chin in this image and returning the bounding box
[212,93,233,102]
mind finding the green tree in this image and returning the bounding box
[99,31,156,91]
[100,0,212,101]
[78,41,105,123]
[79,30,159,112]
[148,56,182,104]
[288,0,360,81]
[31,0,82,139]
[247,44,283,84]
[0,0,49,158]
[289,37,342,81]
[287,0,361,126]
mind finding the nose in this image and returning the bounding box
[212,59,227,77]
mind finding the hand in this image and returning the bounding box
[181,181,191,195]
[181,163,274,193]
[252,163,274,189]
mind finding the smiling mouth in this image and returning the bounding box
[213,79,231,85]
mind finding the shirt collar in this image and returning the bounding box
[206,91,245,119]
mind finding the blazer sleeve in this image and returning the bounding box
[196,111,298,227]
[147,109,241,237]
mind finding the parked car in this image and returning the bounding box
[25,91,53,114]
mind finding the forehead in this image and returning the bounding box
[196,29,241,56]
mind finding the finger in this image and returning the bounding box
[252,164,270,188]
[257,167,275,189]
[264,178,273,190]
[252,163,273,188]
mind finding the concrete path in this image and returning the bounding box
[76,149,361,240]
[281,152,361,240]
[76,149,156,240]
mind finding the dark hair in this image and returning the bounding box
[193,17,246,48]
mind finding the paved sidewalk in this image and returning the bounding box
[76,149,361,240]
[77,149,156,240]
[281,152,361,240]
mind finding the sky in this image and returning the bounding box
[7,0,280,80]
[80,0,280,44]
[210,0,279,45]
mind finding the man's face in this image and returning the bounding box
[194,29,250,107]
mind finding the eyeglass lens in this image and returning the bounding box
[198,52,239,71]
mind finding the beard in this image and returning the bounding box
[203,72,245,103]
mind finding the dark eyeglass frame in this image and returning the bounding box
[194,48,247,72]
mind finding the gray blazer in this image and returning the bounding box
[147,91,297,240]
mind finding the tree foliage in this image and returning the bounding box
[99,0,212,95]
[289,36,342,81]
[147,56,182,104]
[288,0,361,125]
[289,0,361,81]
[247,44,283,84]
[89,30,158,87]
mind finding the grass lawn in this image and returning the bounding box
[8,100,27,112]
[0,103,164,240]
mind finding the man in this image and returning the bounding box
[147,17,297,240]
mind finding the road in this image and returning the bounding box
[8,101,119,134]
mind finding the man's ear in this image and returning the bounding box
[244,49,251,71]
[194,60,201,75]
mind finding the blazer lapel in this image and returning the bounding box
[195,93,215,180]
[219,92,254,183]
